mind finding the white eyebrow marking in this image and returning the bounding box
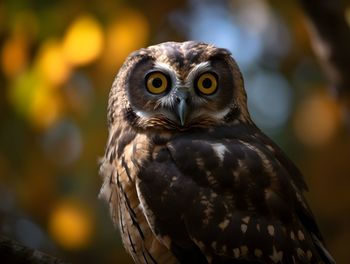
[185,61,212,85]
[153,62,178,84]
[154,61,212,88]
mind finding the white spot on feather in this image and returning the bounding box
[240,246,248,256]
[297,248,305,258]
[221,245,227,253]
[196,157,205,168]
[256,224,261,232]
[242,216,250,224]
[298,230,305,241]
[254,249,263,257]
[233,248,240,258]
[211,192,218,198]
[269,246,283,263]
[267,225,275,236]
[211,143,228,162]
[290,231,295,240]
[241,224,248,234]
[219,219,230,230]
[306,250,313,260]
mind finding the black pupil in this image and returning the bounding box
[202,78,212,89]
[152,78,163,88]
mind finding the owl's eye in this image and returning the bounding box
[145,72,169,94]
[196,72,218,95]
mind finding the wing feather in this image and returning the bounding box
[136,125,334,263]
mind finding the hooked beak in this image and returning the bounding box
[175,91,190,126]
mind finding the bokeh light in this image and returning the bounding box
[294,91,341,146]
[36,39,71,86]
[7,69,61,129]
[1,34,28,78]
[62,14,104,66]
[49,200,93,250]
[1,10,38,77]
[102,9,149,68]
[246,70,293,134]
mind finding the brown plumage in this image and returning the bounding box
[99,41,335,264]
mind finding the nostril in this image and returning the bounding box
[175,97,190,104]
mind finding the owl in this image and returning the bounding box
[99,41,335,264]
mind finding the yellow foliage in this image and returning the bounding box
[8,69,39,116]
[36,39,71,86]
[29,83,62,129]
[1,35,28,78]
[104,9,149,68]
[8,69,62,129]
[1,11,38,78]
[62,14,104,66]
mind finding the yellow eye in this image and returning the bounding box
[196,72,218,95]
[146,72,169,94]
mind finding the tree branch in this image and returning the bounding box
[0,235,69,264]
[299,0,350,105]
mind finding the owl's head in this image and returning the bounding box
[108,41,252,131]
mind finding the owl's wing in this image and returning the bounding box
[136,126,335,264]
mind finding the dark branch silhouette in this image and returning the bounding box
[0,236,69,264]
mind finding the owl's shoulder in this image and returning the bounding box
[162,125,301,185]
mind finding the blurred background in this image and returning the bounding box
[0,0,349,263]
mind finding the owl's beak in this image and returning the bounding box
[175,91,190,126]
